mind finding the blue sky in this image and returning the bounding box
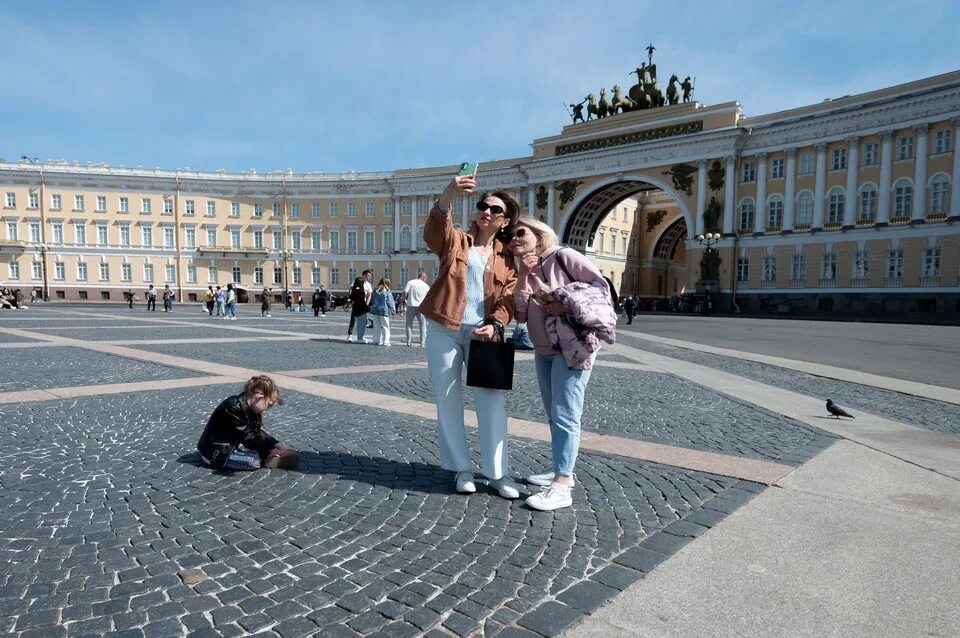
[2,1,958,173]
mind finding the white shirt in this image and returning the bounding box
[403,279,430,307]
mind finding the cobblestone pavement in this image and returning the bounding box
[318,363,836,465]
[39,327,241,342]
[619,335,960,437]
[0,346,210,393]
[0,386,759,638]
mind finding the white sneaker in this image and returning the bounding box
[526,471,555,487]
[526,483,573,511]
[362,338,371,344]
[405,341,412,346]
[455,472,476,494]
[490,476,521,499]
[347,335,356,342]
[266,314,271,317]
[230,317,237,321]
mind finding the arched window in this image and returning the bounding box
[766,194,784,229]
[738,197,755,231]
[827,187,845,223]
[399,226,411,251]
[893,178,912,217]
[796,191,814,226]
[858,184,878,222]
[929,174,951,215]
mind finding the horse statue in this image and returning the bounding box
[627,67,655,109]
[585,93,601,121]
[597,88,612,118]
[611,85,636,114]
[666,74,680,105]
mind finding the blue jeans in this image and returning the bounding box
[356,313,367,340]
[226,301,237,318]
[534,353,593,476]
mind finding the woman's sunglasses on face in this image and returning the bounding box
[511,228,530,239]
[476,201,505,216]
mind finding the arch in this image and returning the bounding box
[558,174,693,250]
[928,172,951,214]
[858,182,878,221]
[399,225,412,251]
[651,217,687,261]
[927,171,952,188]
[738,196,755,231]
[766,193,784,228]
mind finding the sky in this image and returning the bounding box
[2,1,959,174]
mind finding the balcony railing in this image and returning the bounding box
[850,277,870,288]
[761,279,777,288]
[920,276,941,287]
[926,213,948,222]
[0,239,27,250]
[890,216,911,225]
[883,277,902,287]
[789,278,805,288]
[823,221,842,230]
[793,224,811,232]
[818,278,837,288]
[196,245,270,256]
[855,218,875,228]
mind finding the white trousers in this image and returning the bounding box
[426,322,509,480]
[374,314,392,345]
[406,306,427,345]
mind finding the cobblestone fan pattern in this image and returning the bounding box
[0,346,211,393]
[318,363,837,465]
[143,339,430,372]
[0,387,758,638]
[622,336,960,437]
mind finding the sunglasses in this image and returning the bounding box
[511,228,530,238]
[476,201,506,216]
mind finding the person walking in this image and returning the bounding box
[224,283,237,320]
[419,172,521,499]
[162,285,175,312]
[312,287,323,317]
[402,271,430,347]
[346,270,373,343]
[624,294,637,325]
[204,286,215,315]
[127,288,135,309]
[214,286,225,317]
[261,286,272,317]
[370,278,396,346]
[510,217,617,511]
[317,285,329,316]
[146,285,157,311]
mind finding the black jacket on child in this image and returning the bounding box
[197,393,278,469]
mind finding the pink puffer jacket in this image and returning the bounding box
[545,281,618,370]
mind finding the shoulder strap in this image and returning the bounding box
[553,248,576,283]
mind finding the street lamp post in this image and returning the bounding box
[697,232,720,315]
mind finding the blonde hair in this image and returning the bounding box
[243,375,283,405]
[514,217,558,252]
[376,277,392,292]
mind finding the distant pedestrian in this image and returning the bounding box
[224,283,237,320]
[624,295,637,325]
[312,287,323,316]
[162,285,175,312]
[146,285,157,311]
[346,270,373,343]
[370,277,396,346]
[204,286,215,315]
[127,288,135,309]
[214,286,225,316]
[402,271,430,347]
[261,286,272,317]
[318,285,329,316]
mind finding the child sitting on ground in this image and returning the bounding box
[197,375,300,470]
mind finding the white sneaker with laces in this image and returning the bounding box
[347,335,356,342]
[455,471,476,494]
[490,477,521,499]
[526,482,573,511]
[527,472,575,487]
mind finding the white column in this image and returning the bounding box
[753,153,767,234]
[722,156,736,236]
[812,143,827,230]
[392,197,400,253]
[546,182,556,230]
[877,131,894,225]
[951,118,960,220]
[460,195,469,228]
[912,123,928,222]
[695,159,708,236]
[411,196,419,251]
[527,187,536,218]
[783,148,797,232]
[843,136,859,229]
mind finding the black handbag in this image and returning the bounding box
[466,323,515,390]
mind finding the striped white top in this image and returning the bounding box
[461,248,488,326]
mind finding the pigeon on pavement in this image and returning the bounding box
[826,399,855,419]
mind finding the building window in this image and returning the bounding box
[76,261,87,281]
[142,227,153,247]
[161,227,173,247]
[330,202,339,217]
[208,266,218,284]
[119,225,131,247]
[364,229,375,252]
[254,267,264,285]
[184,228,196,248]
[886,250,903,278]
[141,198,152,213]
[311,230,322,251]
[762,255,776,282]
[6,221,17,241]
[311,203,321,218]
[934,129,952,155]
[29,193,39,209]
[893,179,912,217]
[164,199,174,214]
[897,136,913,161]
[738,199,754,230]
[331,268,339,287]
[273,267,282,284]
[203,201,214,217]
[229,202,240,217]
[798,152,814,175]
[930,175,950,214]
[100,262,110,281]
[74,195,84,211]
[770,158,784,179]
[741,162,755,183]
[400,267,409,284]
[383,268,391,281]
[165,264,175,282]
[272,230,282,250]
[329,230,340,252]
[231,266,241,283]
[9,261,19,280]
[346,229,358,253]
[253,230,263,249]
[230,229,241,248]
[117,197,129,213]
[290,203,300,218]
[862,142,878,166]
[827,187,845,223]
[401,200,410,216]
[736,257,748,283]
[383,228,394,252]
[820,252,837,280]
[29,222,41,243]
[418,199,429,216]
[291,231,301,251]
[97,224,108,245]
[384,201,394,216]
[51,194,62,210]
[51,222,64,244]
[767,195,783,229]
[143,264,154,283]
[32,261,42,280]
[292,267,302,285]
[791,254,806,281]
[923,247,941,277]
[207,228,218,246]
[186,265,196,283]
[3,192,15,209]
[853,251,869,279]
[400,226,412,250]
[185,200,195,216]
[858,185,878,221]
[365,202,375,217]
[348,268,357,283]
[253,203,263,217]
[831,148,846,171]
[347,203,357,217]
[272,203,281,217]
[311,267,320,285]
[54,261,65,281]
[796,191,813,226]
[74,224,86,245]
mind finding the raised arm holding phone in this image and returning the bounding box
[417,164,523,499]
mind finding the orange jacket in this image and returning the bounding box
[418,204,517,330]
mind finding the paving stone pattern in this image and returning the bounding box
[0,346,210,393]
[623,336,960,436]
[0,386,757,637]
[41,326,241,342]
[319,363,836,465]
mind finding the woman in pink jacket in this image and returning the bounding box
[511,218,617,511]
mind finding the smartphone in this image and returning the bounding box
[456,162,478,176]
